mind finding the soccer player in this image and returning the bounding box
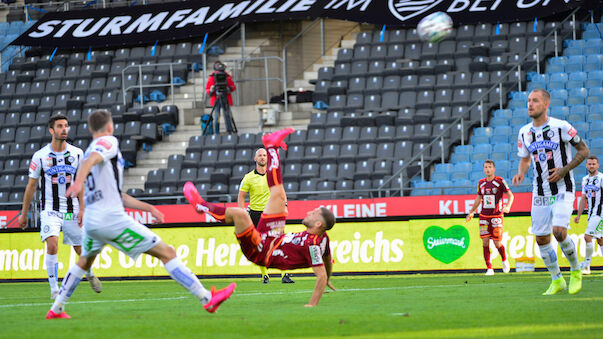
[18,114,102,299]
[238,148,294,284]
[574,155,603,275]
[184,128,336,307]
[466,159,514,276]
[512,89,590,295]
[46,110,235,319]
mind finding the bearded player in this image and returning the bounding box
[466,159,514,275]
[184,128,336,307]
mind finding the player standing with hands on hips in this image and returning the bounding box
[513,89,589,295]
[46,110,235,319]
[19,114,102,299]
[466,159,514,276]
[574,155,603,274]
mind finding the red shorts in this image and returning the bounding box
[236,213,287,266]
[479,215,503,241]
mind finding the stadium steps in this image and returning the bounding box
[297,38,358,90]
[123,125,201,191]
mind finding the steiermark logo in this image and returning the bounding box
[112,228,144,253]
[423,225,470,264]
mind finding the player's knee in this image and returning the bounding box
[535,236,550,245]
[552,230,565,241]
[46,244,58,254]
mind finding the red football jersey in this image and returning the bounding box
[267,231,330,271]
[477,176,509,217]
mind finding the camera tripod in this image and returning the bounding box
[203,91,238,136]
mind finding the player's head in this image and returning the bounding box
[88,109,114,135]
[213,61,225,72]
[302,207,335,233]
[48,114,69,142]
[254,148,267,167]
[527,89,550,120]
[586,155,599,175]
[483,159,495,178]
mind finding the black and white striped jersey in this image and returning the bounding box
[582,172,603,219]
[83,135,125,214]
[29,143,83,213]
[517,117,581,197]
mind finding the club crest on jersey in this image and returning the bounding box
[58,176,66,184]
[67,156,75,163]
[492,187,497,194]
[547,130,555,138]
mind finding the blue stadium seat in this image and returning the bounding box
[451,153,470,163]
[434,163,453,175]
[547,56,567,73]
[493,109,513,120]
[587,70,603,88]
[471,135,489,144]
[548,72,568,90]
[470,171,483,181]
[455,145,473,154]
[588,87,603,104]
[566,55,585,73]
[573,122,589,136]
[550,106,569,119]
[490,117,510,126]
[585,54,603,72]
[453,162,472,173]
[431,172,450,181]
[567,72,587,89]
[550,89,568,106]
[411,181,433,196]
[452,179,473,195]
[589,121,603,139]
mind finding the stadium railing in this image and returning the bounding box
[377,6,587,198]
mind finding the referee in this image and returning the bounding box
[238,148,294,284]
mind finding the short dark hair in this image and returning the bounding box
[48,114,68,129]
[88,109,112,133]
[530,88,550,102]
[320,207,335,231]
[484,159,495,167]
[588,155,599,162]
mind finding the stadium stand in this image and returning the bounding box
[0,3,600,206]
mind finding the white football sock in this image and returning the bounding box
[85,268,95,278]
[559,236,579,271]
[539,243,562,280]
[585,242,594,267]
[45,253,59,291]
[51,265,85,314]
[164,258,211,304]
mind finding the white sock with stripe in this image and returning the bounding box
[164,258,211,305]
[559,236,579,271]
[539,243,562,280]
[585,242,594,267]
[45,253,59,292]
[51,264,86,314]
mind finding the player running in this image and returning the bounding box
[466,160,514,276]
[512,89,590,295]
[184,128,336,307]
[574,155,603,275]
[18,114,101,299]
[47,110,234,319]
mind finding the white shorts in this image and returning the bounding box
[585,215,603,239]
[40,210,82,246]
[82,210,161,260]
[530,193,575,236]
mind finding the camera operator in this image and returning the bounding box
[205,61,236,134]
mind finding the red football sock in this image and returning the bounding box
[266,147,282,187]
[199,200,226,221]
[497,245,507,261]
[483,246,492,269]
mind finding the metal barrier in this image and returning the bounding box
[121,62,182,108]
[378,7,585,197]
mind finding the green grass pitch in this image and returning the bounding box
[1,273,603,338]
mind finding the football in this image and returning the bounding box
[417,11,453,43]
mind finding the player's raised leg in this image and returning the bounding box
[47,255,96,319]
[261,128,294,216]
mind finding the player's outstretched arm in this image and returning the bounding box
[466,195,481,222]
[324,252,336,291]
[502,190,514,214]
[18,178,38,229]
[121,193,165,224]
[66,153,103,198]
[574,195,588,224]
[512,157,531,186]
[305,265,328,307]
